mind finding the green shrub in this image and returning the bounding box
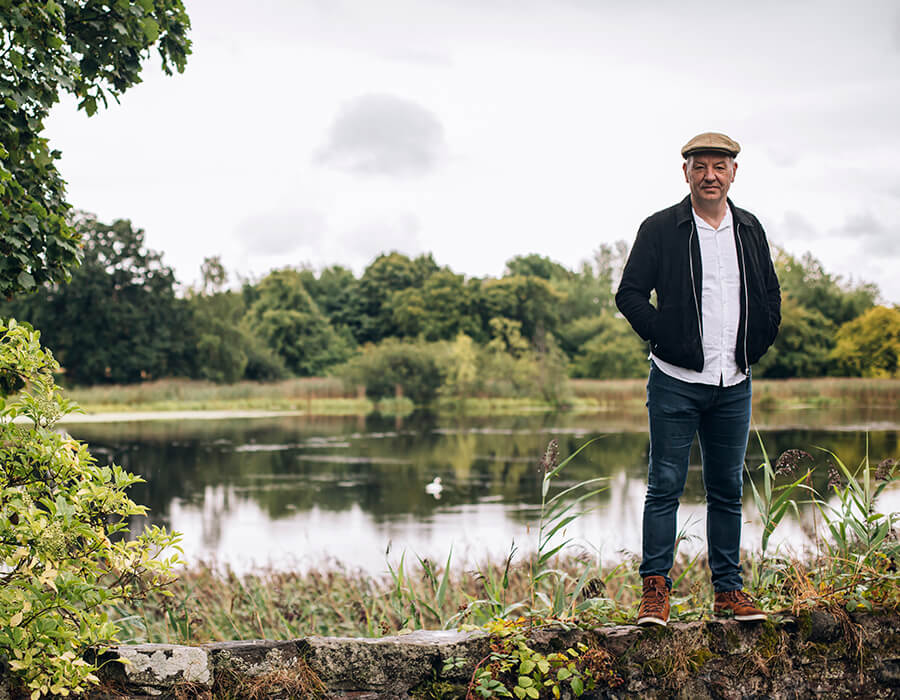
[0,320,182,698]
[337,339,445,405]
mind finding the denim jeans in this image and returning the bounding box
[639,362,751,592]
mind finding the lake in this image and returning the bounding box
[64,406,900,576]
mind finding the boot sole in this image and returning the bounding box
[637,616,667,627]
[715,611,767,622]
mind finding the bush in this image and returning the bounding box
[0,320,182,697]
[337,339,445,405]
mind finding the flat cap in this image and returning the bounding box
[681,132,740,158]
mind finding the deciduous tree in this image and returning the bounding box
[0,0,191,297]
[1,213,193,383]
[829,305,900,378]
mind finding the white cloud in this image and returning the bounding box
[315,94,446,177]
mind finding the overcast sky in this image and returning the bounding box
[45,0,900,302]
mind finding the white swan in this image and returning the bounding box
[425,477,443,498]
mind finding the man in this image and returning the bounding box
[615,132,781,626]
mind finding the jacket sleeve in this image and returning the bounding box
[615,220,659,342]
[758,222,781,344]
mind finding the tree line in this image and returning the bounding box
[1,212,897,392]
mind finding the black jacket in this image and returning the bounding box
[615,195,781,374]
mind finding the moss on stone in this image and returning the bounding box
[410,679,468,699]
[754,619,784,660]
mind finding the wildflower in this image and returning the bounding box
[539,439,559,475]
[874,458,897,482]
[827,463,844,490]
[774,448,812,476]
[580,577,605,601]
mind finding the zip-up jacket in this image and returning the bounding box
[615,195,781,374]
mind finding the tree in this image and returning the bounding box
[829,306,900,378]
[199,255,227,295]
[0,0,191,298]
[570,312,647,379]
[774,249,878,327]
[391,268,481,341]
[348,252,439,343]
[504,253,570,281]
[298,264,358,330]
[0,213,193,384]
[245,268,350,376]
[755,295,834,378]
[186,272,288,384]
[478,275,565,341]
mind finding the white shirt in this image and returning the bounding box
[652,206,745,386]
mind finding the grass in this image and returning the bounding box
[62,377,900,416]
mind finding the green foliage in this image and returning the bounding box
[186,272,288,384]
[440,333,480,399]
[815,447,899,576]
[744,438,899,615]
[337,339,445,405]
[393,269,483,342]
[245,268,351,376]
[829,305,900,378]
[530,439,607,616]
[0,0,191,298]
[349,252,440,344]
[567,313,647,379]
[756,296,834,378]
[480,276,565,341]
[0,320,182,697]
[504,254,570,281]
[1,213,194,384]
[774,249,878,328]
[471,621,621,698]
[744,436,814,559]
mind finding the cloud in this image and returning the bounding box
[831,212,897,257]
[234,210,326,256]
[779,211,819,239]
[315,94,446,177]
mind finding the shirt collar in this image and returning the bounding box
[692,205,733,233]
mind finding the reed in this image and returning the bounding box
[61,377,900,416]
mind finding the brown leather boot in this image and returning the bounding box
[714,589,767,621]
[636,575,670,627]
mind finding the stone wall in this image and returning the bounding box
[2,611,898,698]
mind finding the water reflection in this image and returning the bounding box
[66,409,900,575]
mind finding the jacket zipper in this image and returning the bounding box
[688,221,703,350]
[736,223,750,375]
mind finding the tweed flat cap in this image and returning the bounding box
[681,132,740,158]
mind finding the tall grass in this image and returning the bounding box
[64,377,362,412]
[58,376,900,417]
[572,377,900,410]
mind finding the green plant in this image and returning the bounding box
[811,447,899,610]
[337,339,446,405]
[468,619,622,698]
[0,320,183,697]
[745,432,814,562]
[529,438,607,617]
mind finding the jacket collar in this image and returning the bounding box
[676,194,754,227]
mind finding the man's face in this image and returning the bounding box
[683,152,737,205]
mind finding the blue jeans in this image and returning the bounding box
[639,362,751,592]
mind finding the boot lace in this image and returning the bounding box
[641,578,667,615]
[721,590,752,605]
